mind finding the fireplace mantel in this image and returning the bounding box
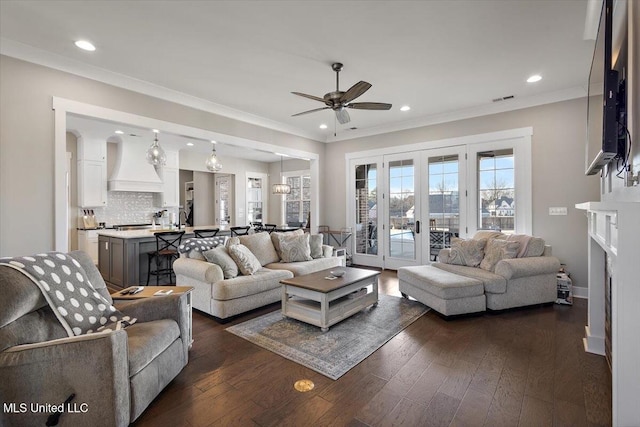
[575,201,640,426]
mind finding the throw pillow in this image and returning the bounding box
[447,238,487,267]
[506,234,546,257]
[228,244,262,275]
[225,236,240,249]
[309,233,324,259]
[178,236,227,260]
[203,246,238,279]
[271,229,304,260]
[480,238,520,272]
[238,232,280,266]
[278,233,313,263]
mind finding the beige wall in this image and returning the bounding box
[323,98,600,288]
[0,55,325,256]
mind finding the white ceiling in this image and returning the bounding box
[0,1,596,143]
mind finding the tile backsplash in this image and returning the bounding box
[81,191,178,227]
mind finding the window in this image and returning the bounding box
[283,172,310,225]
[478,149,515,233]
[355,163,378,255]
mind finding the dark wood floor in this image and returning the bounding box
[132,270,611,427]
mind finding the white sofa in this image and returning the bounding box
[398,231,560,316]
[174,231,341,320]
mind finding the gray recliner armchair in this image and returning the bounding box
[0,251,189,426]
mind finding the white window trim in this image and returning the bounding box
[281,169,311,224]
[345,128,533,261]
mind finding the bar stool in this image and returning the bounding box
[250,222,264,232]
[194,228,219,238]
[263,224,277,234]
[147,231,184,285]
[230,226,251,236]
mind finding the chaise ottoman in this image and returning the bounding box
[398,265,486,316]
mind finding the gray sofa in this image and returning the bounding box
[0,250,190,426]
[399,232,560,316]
[174,231,342,320]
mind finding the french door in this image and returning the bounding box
[349,146,466,269]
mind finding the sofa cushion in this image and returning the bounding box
[212,269,293,300]
[309,234,324,259]
[265,256,342,276]
[397,265,484,300]
[276,233,313,262]
[238,232,280,266]
[434,263,507,294]
[447,238,487,267]
[480,239,519,272]
[270,229,304,259]
[203,247,238,279]
[228,244,262,275]
[126,319,180,376]
[473,231,505,240]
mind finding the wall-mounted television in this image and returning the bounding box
[585,0,619,176]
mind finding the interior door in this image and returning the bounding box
[384,153,422,270]
[422,146,467,263]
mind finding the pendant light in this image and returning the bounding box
[272,155,291,195]
[205,141,222,172]
[146,129,167,166]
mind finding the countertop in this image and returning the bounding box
[97,226,227,239]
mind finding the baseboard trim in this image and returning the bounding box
[572,286,588,299]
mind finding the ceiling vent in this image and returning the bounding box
[492,95,515,103]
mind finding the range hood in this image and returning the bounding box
[108,139,163,192]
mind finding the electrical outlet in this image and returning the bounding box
[549,207,567,216]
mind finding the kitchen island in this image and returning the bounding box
[98,226,228,289]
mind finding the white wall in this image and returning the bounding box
[0,55,325,256]
[322,98,599,288]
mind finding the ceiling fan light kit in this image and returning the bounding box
[291,62,392,125]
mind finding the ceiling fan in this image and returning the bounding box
[291,62,392,125]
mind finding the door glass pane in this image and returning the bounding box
[247,177,263,223]
[428,155,460,260]
[388,159,415,260]
[355,164,377,255]
[216,175,231,226]
[477,149,515,233]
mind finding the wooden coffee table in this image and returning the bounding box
[280,267,379,332]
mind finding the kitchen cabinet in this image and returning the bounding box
[98,235,124,288]
[78,229,99,264]
[160,167,179,207]
[77,138,107,207]
[78,160,107,207]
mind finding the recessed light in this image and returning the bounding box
[114,130,124,135]
[210,140,216,144]
[400,105,411,112]
[319,124,328,129]
[74,40,96,51]
[186,142,194,146]
[152,129,159,133]
[527,74,542,83]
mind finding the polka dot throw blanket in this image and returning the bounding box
[0,252,136,336]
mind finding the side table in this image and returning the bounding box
[111,286,194,349]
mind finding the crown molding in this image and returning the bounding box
[0,38,324,142]
[2,38,588,145]
[325,86,587,143]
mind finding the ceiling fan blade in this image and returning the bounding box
[335,108,350,124]
[340,81,372,104]
[347,102,393,110]
[292,106,330,117]
[291,92,326,103]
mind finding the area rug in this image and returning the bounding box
[226,294,429,380]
